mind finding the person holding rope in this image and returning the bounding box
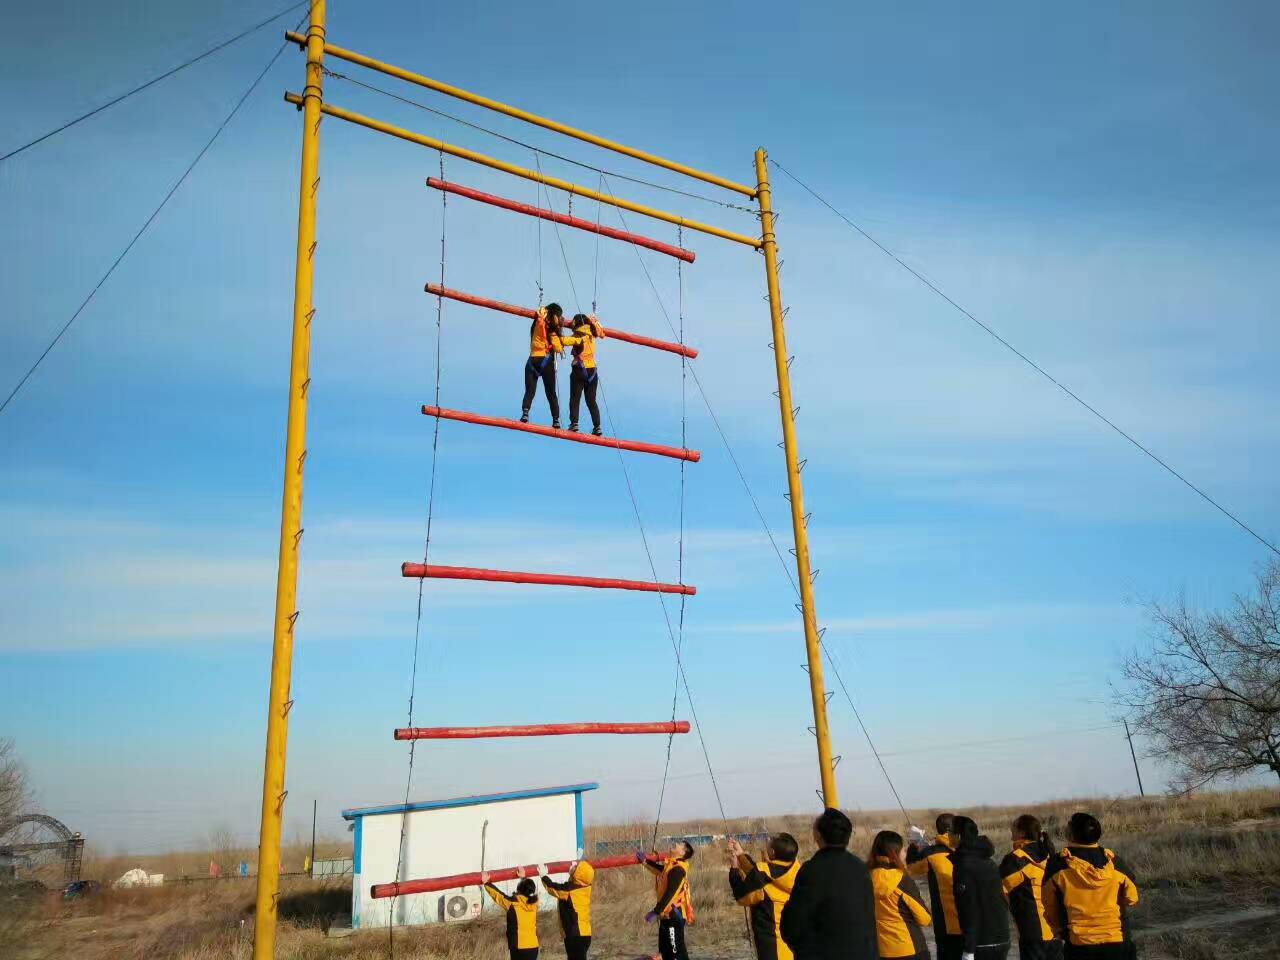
[643,841,696,960]
[559,312,605,436]
[908,813,963,960]
[521,302,564,428]
[727,833,800,960]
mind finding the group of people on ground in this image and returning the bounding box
[479,807,1140,960]
[521,302,604,436]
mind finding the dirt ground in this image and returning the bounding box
[4,790,1278,960]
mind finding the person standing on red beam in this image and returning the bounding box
[521,303,564,428]
[560,312,605,436]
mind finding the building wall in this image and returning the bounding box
[353,792,583,928]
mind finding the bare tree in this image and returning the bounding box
[0,737,31,823]
[1120,558,1280,790]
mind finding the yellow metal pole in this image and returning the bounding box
[755,147,840,808]
[253,1,325,956]
[282,94,760,249]
[284,32,756,198]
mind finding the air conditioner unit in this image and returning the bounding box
[438,888,483,923]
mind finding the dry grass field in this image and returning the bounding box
[3,789,1277,960]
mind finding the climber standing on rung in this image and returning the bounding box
[561,312,605,436]
[522,303,564,428]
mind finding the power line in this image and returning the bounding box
[0,1,308,164]
[0,15,306,418]
[768,158,1280,560]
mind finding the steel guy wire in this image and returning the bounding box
[0,14,308,418]
[0,1,309,164]
[768,157,1280,561]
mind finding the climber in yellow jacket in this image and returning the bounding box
[643,841,695,960]
[482,869,540,960]
[559,312,605,436]
[727,833,800,960]
[1041,813,1139,960]
[541,860,595,960]
[521,303,564,427]
[870,830,933,960]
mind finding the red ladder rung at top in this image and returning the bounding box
[424,284,698,359]
[370,853,652,900]
[426,177,697,263]
[421,405,700,463]
[394,721,691,741]
[401,562,696,596]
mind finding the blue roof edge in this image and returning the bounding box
[342,782,599,820]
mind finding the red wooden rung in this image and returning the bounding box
[421,405,700,463]
[370,853,652,900]
[394,721,692,741]
[425,283,698,359]
[427,177,696,263]
[402,562,696,595]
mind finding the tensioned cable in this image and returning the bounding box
[388,150,448,954]
[600,173,914,823]
[768,158,1280,561]
[0,14,308,419]
[0,1,308,164]
[320,67,757,214]
[538,185,732,830]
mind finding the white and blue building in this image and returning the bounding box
[343,782,597,929]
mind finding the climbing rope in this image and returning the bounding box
[388,150,449,953]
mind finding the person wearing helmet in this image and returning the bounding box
[1041,813,1139,960]
[559,313,605,436]
[541,860,595,960]
[482,868,540,960]
[728,833,801,960]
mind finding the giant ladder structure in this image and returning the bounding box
[254,2,838,955]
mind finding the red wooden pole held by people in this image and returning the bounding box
[421,405,700,462]
[401,562,696,595]
[426,177,696,263]
[394,721,692,740]
[424,283,698,358]
[370,853,651,900]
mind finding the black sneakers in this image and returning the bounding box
[552,419,561,430]
[519,411,529,423]
[568,423,580,433]
[591,426,603,436]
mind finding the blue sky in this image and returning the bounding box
[2,0,1277,854]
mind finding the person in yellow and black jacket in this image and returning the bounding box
[869,830,932,960]
[541,860,594,960]
[482,870,540,960]
[1000,815,1062,960]
[521,302,564,427]
[907,813,963,960]
[1042,813,1139,960]
[727,833,800,960]
[643,841,695,960]
[559,313,605,436]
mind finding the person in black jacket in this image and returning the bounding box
[779,807,879,960]
[949,816,1011,960]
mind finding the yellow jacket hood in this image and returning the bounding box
[570,861,595,885]
[1063,847,1118,889]
[764,859,798,895]
[872,865,907,896]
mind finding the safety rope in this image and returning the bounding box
[387,150,448,954]
[536,182,731,833]
[598,174,915,824]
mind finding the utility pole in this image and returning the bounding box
[1123,719,1145,797]
[309,798,317,878]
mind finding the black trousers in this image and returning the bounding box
[658,918,689,960]
[937,934,965,960]
[510,949,538,960]
[569,366,600,429]
[1021,940,1065,960]
[522,356,559,419]
[1064,944,1134,960]
[975,947,1010,960]
[564,936,591,960]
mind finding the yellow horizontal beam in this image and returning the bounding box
[283,93,762,249]
[285,31,755,199]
